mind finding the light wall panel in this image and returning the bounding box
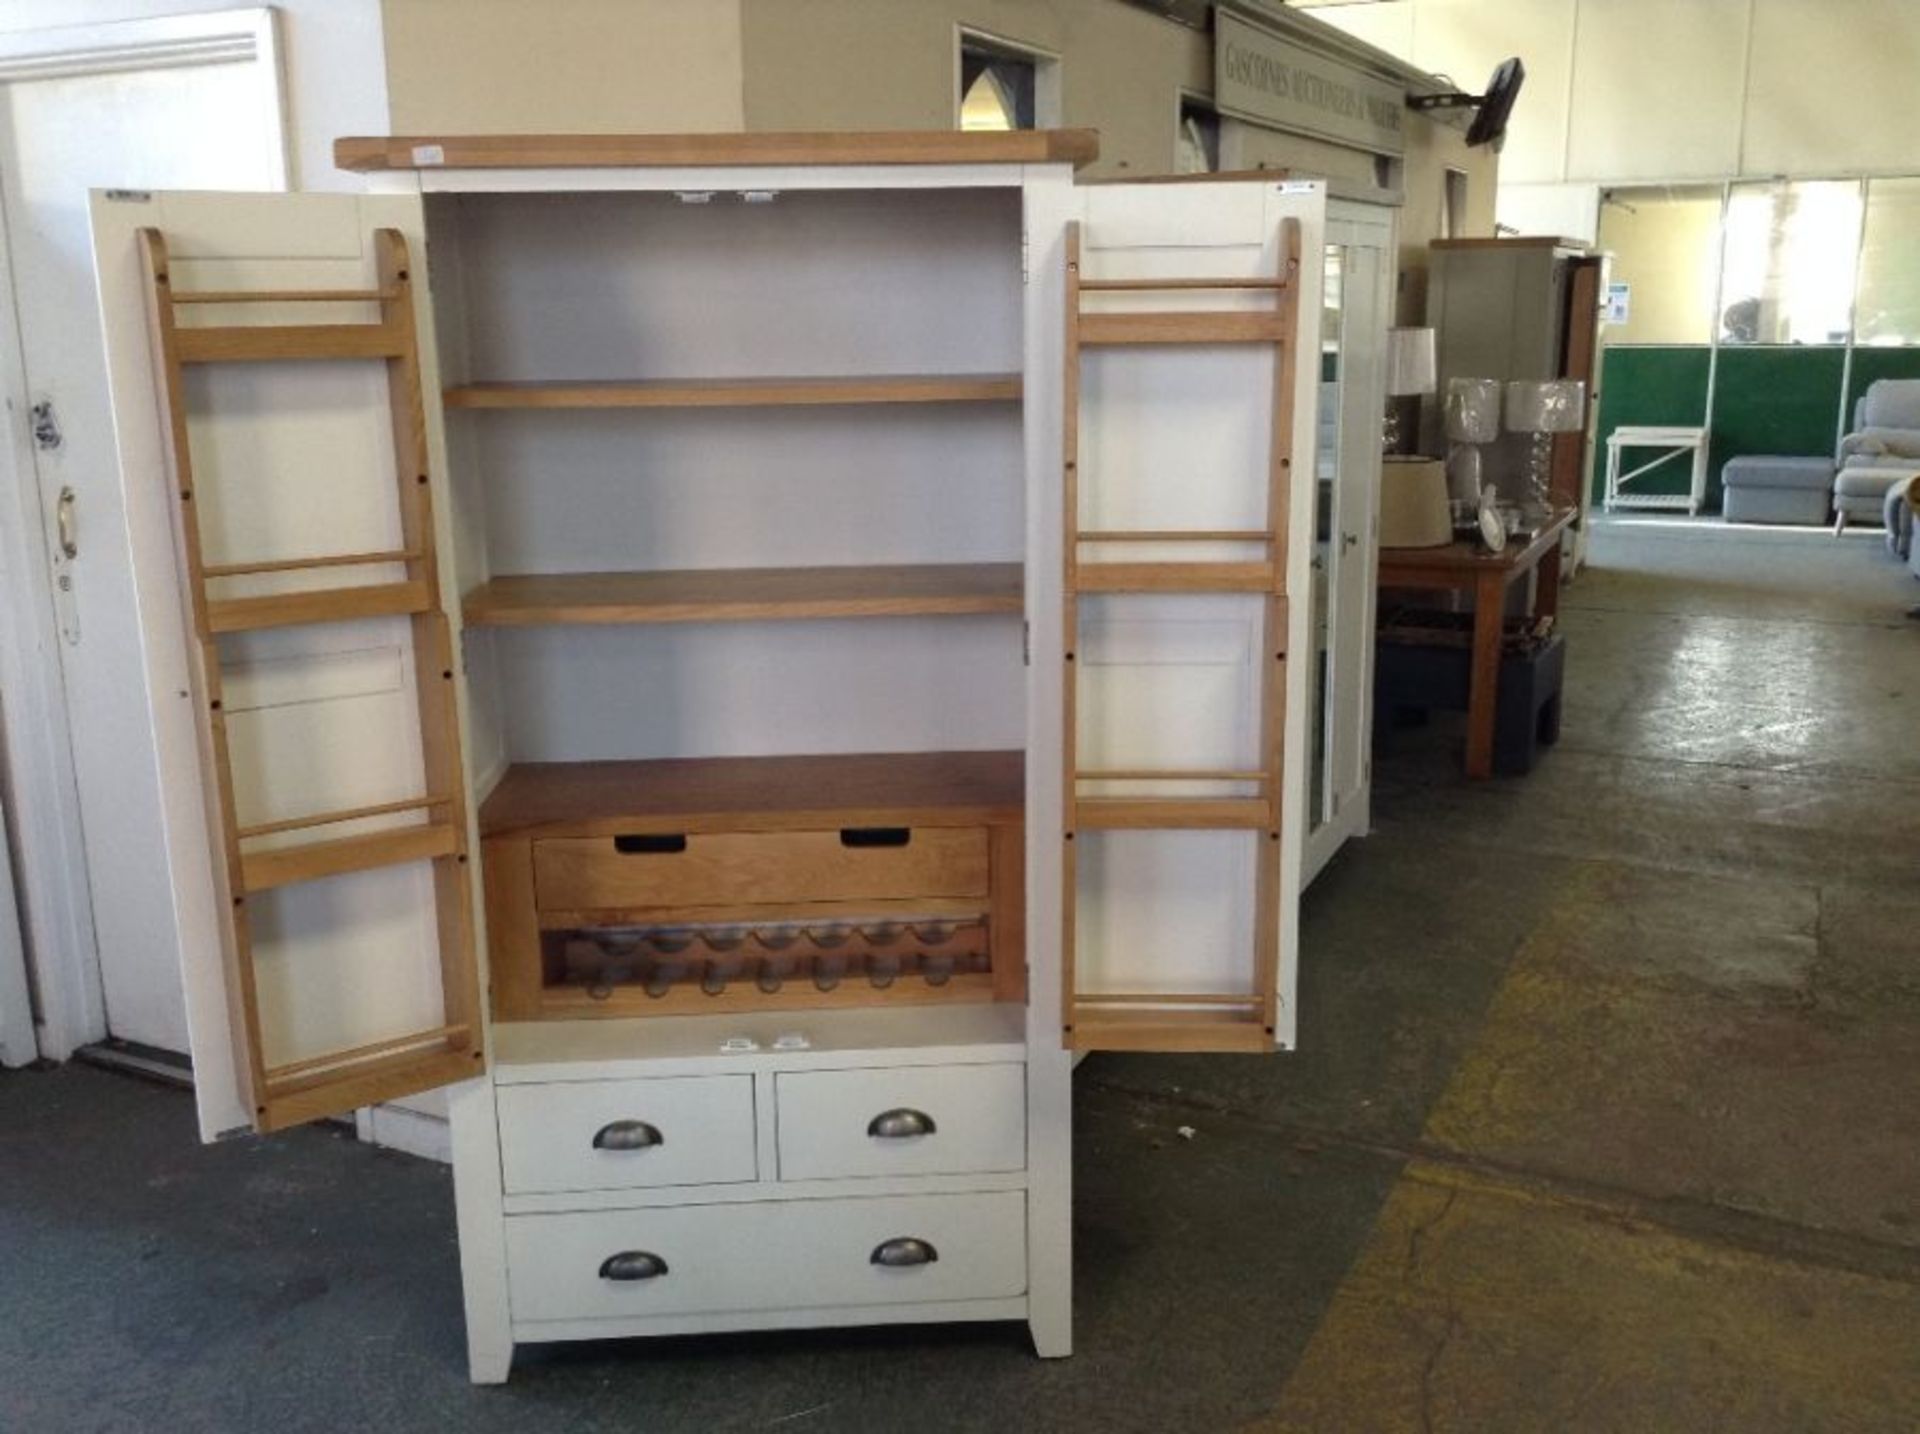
[1744,0,1920,176]
[1304,1,1416,62]
[1496,181,1601,243]
[1410,0,1574,186]
[382,0,746,134]
[1566,0,1748,181]
[1316,0,1920,188]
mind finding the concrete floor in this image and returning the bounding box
[4,520,1918,1432]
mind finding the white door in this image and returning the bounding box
[1302,205,1391,886]
[1065,177,1325,1054]
[91,187,483,1142]
[0,11,286,1055]
[0,795,33,1066]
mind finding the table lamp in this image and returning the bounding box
[1505,378,1586,509]
[1378,328,1448,547]
[1379,456,1452,547]
[1444,376,1502,505]
[1383,326,1436,453]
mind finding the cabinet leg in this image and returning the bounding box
[447,1076,514,1386]
[468,1334,514,1386]
[1029,1311,1073,1359]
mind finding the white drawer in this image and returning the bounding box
[506,1191,1026,1323]
[776,1063,1025,1182]
[496,1075,757,1195]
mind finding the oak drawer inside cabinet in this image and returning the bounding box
[531,827,990,911]
[776,1063,1026,1181]
[496,1075,756,1194]
[505,1191,1026,1324]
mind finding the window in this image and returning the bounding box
[1718,180,1863,345]
[1855,177,1920,347]
[1595,184,1723,345]
[1591,174,1920,509]
[1177,95,1219,174]
[959,32,1055,132]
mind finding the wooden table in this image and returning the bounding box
[1377,507,1575,780]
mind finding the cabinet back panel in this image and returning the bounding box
[448,189,1021,380]
[487,620,1023,763]
[475,406,1020,573]
[435,187,1028,769]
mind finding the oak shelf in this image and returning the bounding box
[1074,797,1271,831]
[443,373,1021,410]
[240,821,461,894]
[206,578,432,634]
[1065,1003,1274,1054]
[463,562,1022,627]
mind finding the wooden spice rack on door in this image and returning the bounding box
[140,227,482,1131]
[1061,218,1302,1054]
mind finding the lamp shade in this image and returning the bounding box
[1384,327,1437,397]
[1444,377,1503,443]
[1504,379,1586,434]
[1379,456,1452,547]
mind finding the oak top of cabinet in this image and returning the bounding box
[336,130,1099,173]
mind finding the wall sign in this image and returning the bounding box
[1214,10,1406,157]
[1604,281,1631,324]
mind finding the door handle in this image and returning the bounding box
[1341,531,1360,551]
[56,486,77,559]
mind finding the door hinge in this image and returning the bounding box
[1021,229,1030,286]
[1022,620,1031,666]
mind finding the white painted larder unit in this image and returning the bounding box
[88,133,1325,1383]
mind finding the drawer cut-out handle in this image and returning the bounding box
[599,1250,669,1281]
[614,833,687,855]
[840,827,911,848]
[592,1119,663,1151]
[868,1107,937,1139]
[870,1237,938,1268]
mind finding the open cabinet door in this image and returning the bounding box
[1062,178,1324,1054]
[90,190,483,1138]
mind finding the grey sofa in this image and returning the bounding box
[1836,380,1920,542]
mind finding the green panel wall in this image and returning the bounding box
[1589,346,1711,501]
[1592,344,1920,509]
[1706,346,1849,507]
[1844,346,1920,418]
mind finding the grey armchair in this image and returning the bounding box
[1836,380,1920,552]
